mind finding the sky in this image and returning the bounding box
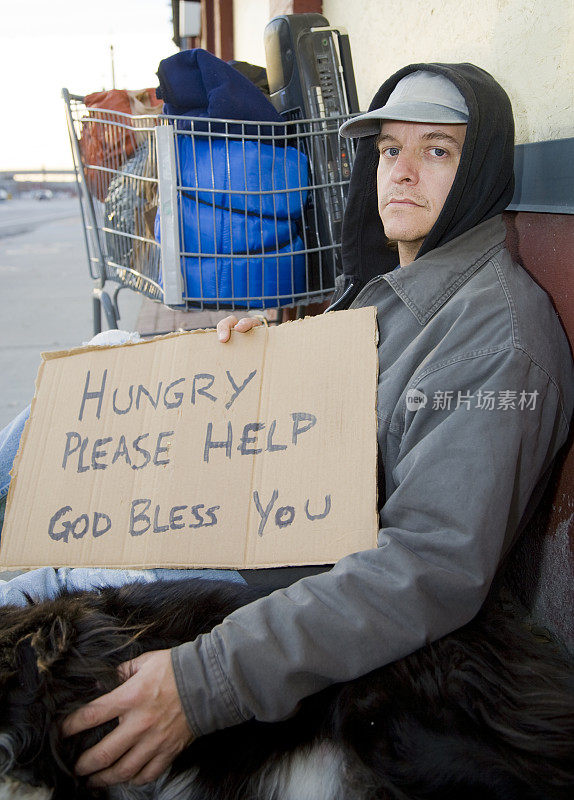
[1,0,179,171]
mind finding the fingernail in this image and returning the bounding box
[218,331,225,340]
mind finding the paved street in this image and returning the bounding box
[0,196,80,239]
[0,197,142,429]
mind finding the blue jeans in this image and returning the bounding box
[0,405,30,519]
[0,405,244,606]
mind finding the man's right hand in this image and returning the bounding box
[217,315,262,343]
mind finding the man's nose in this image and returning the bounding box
[390,151,418,183]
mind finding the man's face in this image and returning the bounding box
[376,120,467,265]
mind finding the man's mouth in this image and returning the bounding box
[386,198,423,207]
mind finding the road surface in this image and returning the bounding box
[0,197,141,429]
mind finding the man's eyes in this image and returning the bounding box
[380,146,400,157]
[378,146,449,158]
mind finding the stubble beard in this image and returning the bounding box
[380,205,430,252]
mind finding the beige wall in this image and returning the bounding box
[233,0,269,67]
[232,0,574,144]
[326,0,574,144]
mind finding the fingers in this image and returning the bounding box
[117,659,136,682]
[63,653,149,738]
[117,650,155,682]
[76,721,139,780]
[85,735,178,788]
[90,744,181,789]
[217,314,262,342]
[61,682,126,738]
[217,314,238,342]
[62,649,193,788]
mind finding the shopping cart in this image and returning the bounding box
[62,89,356,334]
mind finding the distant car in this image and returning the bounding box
[0,189,8,202]
[35,189,54,201]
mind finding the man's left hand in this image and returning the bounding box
[62,649,194,787]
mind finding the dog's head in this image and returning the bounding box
[0,594,145,796]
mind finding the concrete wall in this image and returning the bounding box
[232,0,574,145]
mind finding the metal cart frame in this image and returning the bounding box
[63,89,355,334]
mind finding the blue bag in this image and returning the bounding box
[156,135,309,307]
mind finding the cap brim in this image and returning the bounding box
[339,102,468,138]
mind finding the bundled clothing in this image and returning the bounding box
[171,64,574,736]
[80,88,163,203]
[156,49,280,130]
[155,50,308,307]
[104,142,160,281]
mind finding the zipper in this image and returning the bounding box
[325,273,389,314]
[348,274,388,308]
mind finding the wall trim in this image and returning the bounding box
[508,138,574,215]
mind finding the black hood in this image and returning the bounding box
[338,63,515,299]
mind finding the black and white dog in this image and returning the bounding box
[0,578,572,800]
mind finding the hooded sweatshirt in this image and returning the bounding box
[334,62,515,305]
[172,64,573,738]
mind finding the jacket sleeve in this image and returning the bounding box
[171,347,570,738]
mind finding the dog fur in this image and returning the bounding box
[0,578,572,800]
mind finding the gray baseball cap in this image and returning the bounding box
[339,70,469,138]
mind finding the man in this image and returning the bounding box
[11,64,574,786]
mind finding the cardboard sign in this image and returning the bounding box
[1,308,379,569]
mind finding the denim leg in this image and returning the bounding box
[0,406,31,536]
[0,566,245,607]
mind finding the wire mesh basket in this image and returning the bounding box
[62,89,356,326]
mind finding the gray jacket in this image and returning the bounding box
[172,215,573,737]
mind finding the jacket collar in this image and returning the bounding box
[382,215,507,325]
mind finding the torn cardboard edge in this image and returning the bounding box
[1,308,380,571]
